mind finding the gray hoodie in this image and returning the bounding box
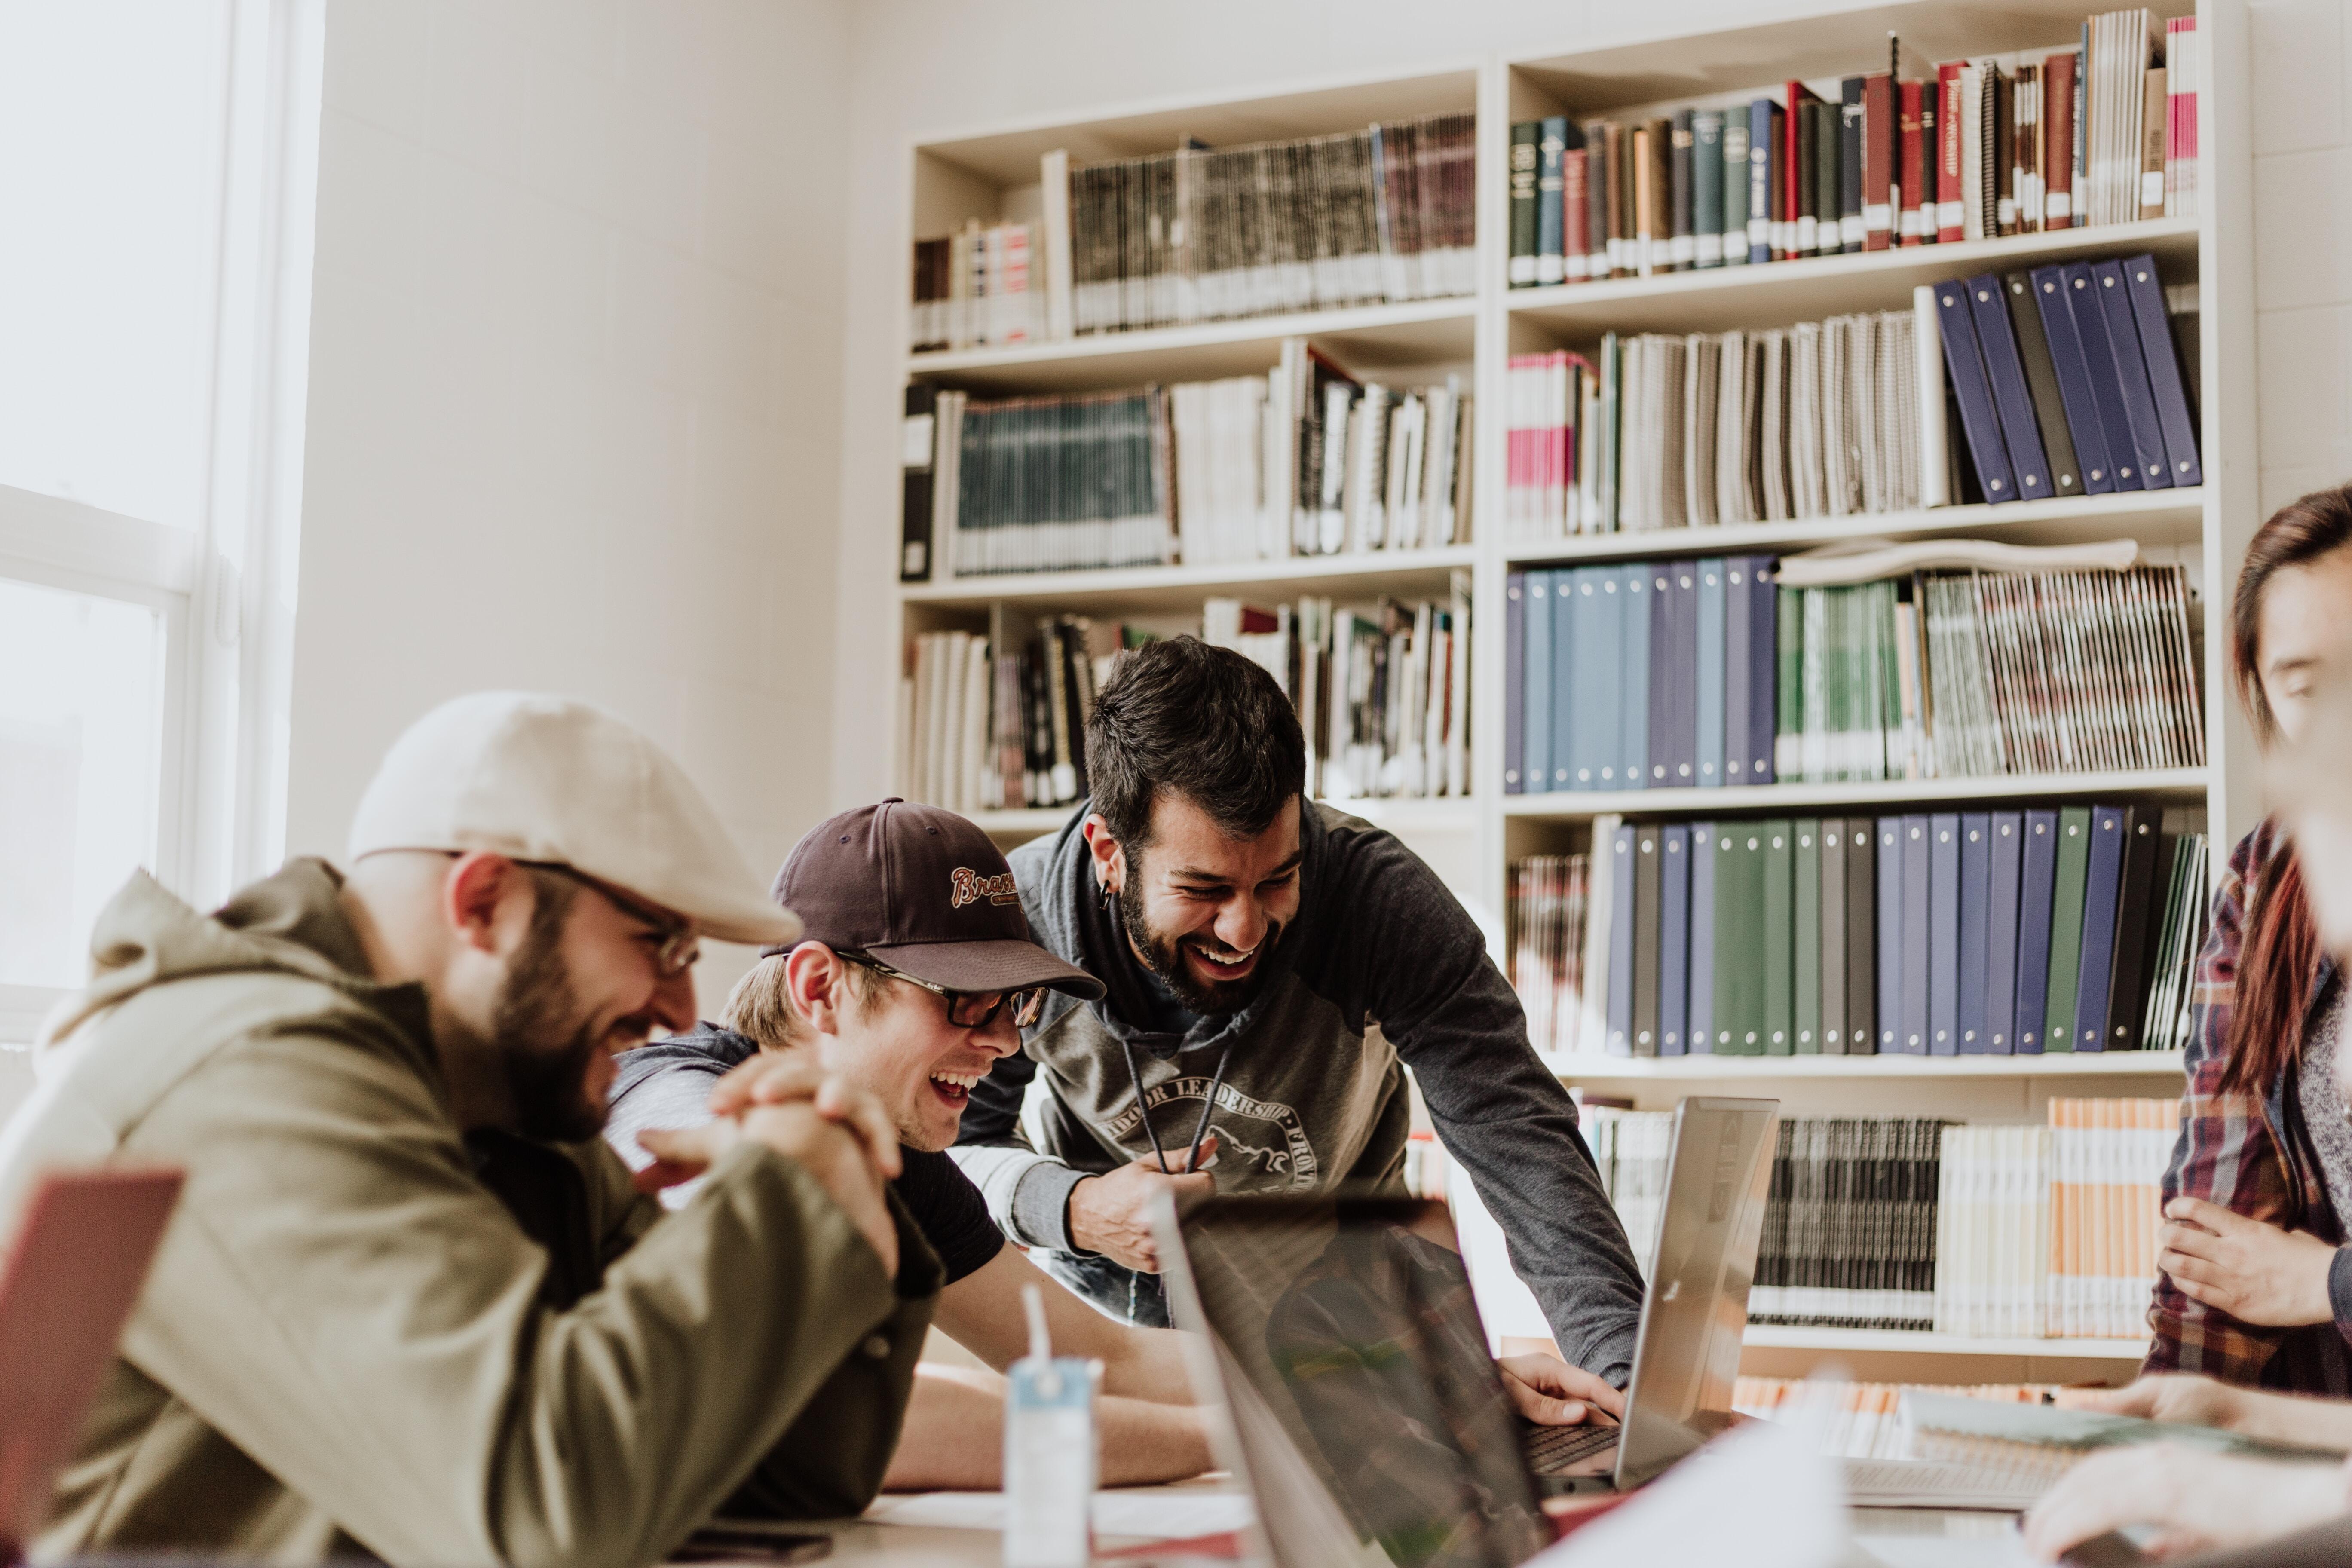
[949,801,1644,1384]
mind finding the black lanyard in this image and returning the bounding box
[1120,1035,1233,1176]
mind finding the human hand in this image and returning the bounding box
[1498,1352,1625,1425]
[2057,1375,2246,1433]
[2159,1197,2337,1326]
[1066,1136,1218,1271]
[705,1050,903,1179]
[2021,1444,2345,1562]
[640,1100,899,1274]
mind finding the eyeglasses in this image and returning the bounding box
[523,861,701,978]
[838,952,1048,1031]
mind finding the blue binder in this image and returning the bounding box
[1902,814,1931,1055]
[1965,273,2053,500]
[1504,571,1526,794]
[1747,99,1776,263]
[1875,817,1903,1052]
[1551,568,1580,791]
[1929,814,1961,1056]
[1666,562,1700,785]
[1687,822,1717,1053]
[2071,803,2128,1051]
[2028,263,2120,494]
[1524,571,1552,796]
[2014,809,2060,1053]
[1986,812,2024,1053]
[1620,564,1652,790]
[1724,559,1752,784]
[1606,823,1638,1054]
[2061,263,2147,490]
[1934,279,2018,502]
[2121,254,2203,487]
[1660,824,1691,1054]
[1746,558,1778,784]
[1696,559,1727,786]
[1958,813,1992,1054]
[2089,260,2173,492]
[1646,564,1675,786]
[1574,569,1620,789]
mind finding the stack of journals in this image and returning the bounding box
[1510,853,1592,1057]
[1501,560,2204,795]
[1752,1116,1948,1329]
[910,220,1039,352]
[901,616,1135,814]
[1933,1100,2180,1339]
[1522,807,2208,1059]
[1734,1381,2055,1459]
[1504,310,1926,541]
[1507,9,2198,286]
[898,343,1472,582]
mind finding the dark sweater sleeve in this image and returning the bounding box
[1311,822,1646,1385]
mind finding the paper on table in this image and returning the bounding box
[1524,1417,1847,1568]
[864,1491,1256,1541]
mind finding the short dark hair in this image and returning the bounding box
[1085,636,1305,849]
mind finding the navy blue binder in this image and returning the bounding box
[1523,572,1551,797]
[2014,809,2060,1053]
[1553,568,1582,791]
[1648,564,1674,787]
[1574,569,1618,789]
[2061,263,2147,490]
[1935,279,2019,502]
[1902,814,1931,1055]
[1724,559,1753,784]
[2122,254,2204,488]
[1620,564,1652,790]
[1986,811,2024,1054]
[1743,557,1778,784]
[1876,817,1903,1052]
[2070,802,2128,1051]
[1749,100,1777,263]
[1966,273,2053,500]
[1504,571,1527,794]
[1958,813,1992,1054]
[1606,822,1638,1054]
[2090,260,2173,492]
[1661,824,1692,1054]
[1696,559,1727,786]
[1687,821,1717,1053]
[2028,263,2120,494]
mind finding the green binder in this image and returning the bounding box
[2043,805,2094,1052]
[1763,819,1795,1054]
[1794,818,1822,1053]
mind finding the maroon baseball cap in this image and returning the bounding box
[766,798,1103,999]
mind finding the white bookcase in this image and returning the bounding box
[891,0,2253,1386]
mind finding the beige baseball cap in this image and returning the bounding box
[347,691,799,946]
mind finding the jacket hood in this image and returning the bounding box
[39,858,404,1050]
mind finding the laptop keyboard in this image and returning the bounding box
[1522,1421,1619,1473]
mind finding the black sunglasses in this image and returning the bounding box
[837,952,1048,1030]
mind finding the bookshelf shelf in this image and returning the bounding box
[907,297,1476,395]
[901,545,1477,616]
[1503,767,2211,821]
[1742,1325,2150,1360]
[1503,490,2205,567]
[1542,1050,2185,1080]
[1504,217,2199,340]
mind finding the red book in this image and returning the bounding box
[2043,48,2077,230]
[1563,145,1590,281]
[1936,62,1965,242]
[1862,72,1895,251]
[1898,79,1926,244]
[1783,80,1824,259]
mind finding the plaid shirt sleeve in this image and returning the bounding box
[2144,822,2301,1382]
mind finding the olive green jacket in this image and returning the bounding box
[5,860,939,1567]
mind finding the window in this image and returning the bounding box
[0,0,324,1045]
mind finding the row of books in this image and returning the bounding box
[1500,558,2205,795]
[1733,1380,2052,1460]
[910,219,1038,353]
[900,616,1125,814]
[1754,1116,1945,1327]
[1511,807,2208,1060]
[1507,9,2198,286]
[1934,1101,2179,1341]
[1504,309,1928,542]
[1579,1105,1672,1285]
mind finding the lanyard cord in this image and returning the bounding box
[1119,1035,1234,1176]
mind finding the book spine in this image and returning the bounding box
[1535,116,1567,286]
[1936,63,1965,242]
[1748,100,1774,263]
[1509,122,1540,286]
[1840,77,1867,253]
[1896,77,1923,246]
[1562,141,1591,283]
[1670,109,1697,271]
[1694,110,1725,268]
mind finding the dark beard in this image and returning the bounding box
[1117,867,1283,1016]
[490,883,607,1144]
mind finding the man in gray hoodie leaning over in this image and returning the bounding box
[950,636,1645,1401]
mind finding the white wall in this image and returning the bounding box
[832,0,2352,807]
[289,0,854,1005]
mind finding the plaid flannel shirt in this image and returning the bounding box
[2144,820,2352,1391]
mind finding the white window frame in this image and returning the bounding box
[0,0,324,1045]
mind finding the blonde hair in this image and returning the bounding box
[722,947,873,1048]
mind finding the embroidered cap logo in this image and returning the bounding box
[950,867,1020,909]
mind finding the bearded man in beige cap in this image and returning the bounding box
[0,692,934,1568]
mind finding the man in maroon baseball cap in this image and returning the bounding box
[606,800,1213,1491]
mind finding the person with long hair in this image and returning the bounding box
[2144,483,2352,1388]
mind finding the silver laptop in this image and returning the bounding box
[1154,1096,1779,1568]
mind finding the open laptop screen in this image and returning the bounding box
[1164,1194,1551,1568]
